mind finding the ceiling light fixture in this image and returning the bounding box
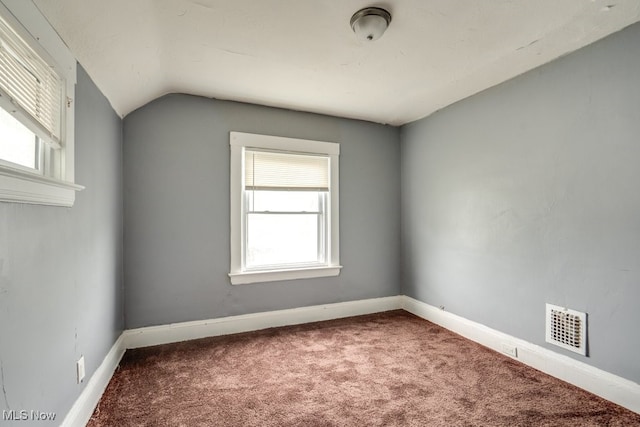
[350,7,392,42]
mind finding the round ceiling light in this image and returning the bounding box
[350,7,392,42]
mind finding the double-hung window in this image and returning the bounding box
[230,132,341,284]
[0,2,81,206]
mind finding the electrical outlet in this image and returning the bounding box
[76,356,85,384]
[501,343,518,358]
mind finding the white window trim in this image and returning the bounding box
[0,0,83,207]
[229,132,341,285]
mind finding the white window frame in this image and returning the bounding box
[0,1,83,207]
[229,132,341,285]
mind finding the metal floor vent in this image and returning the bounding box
[545,303,587,356]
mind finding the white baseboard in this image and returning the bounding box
[60,334,126,427]
[401,295,640,415]
[123,296,403,349]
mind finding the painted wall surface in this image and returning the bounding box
[0,65,123,424]
[401,23,640,383]
[124,96,401,328]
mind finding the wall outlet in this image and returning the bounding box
[76,356,85,384]
[501,343,518,358]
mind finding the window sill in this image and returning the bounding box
[229,265,342,285]
[0,165,84,207]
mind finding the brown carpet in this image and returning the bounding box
[89,310,640,426]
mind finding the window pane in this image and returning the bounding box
[247,214,320,268]
[0,107,37,169]
[249,190,319,212]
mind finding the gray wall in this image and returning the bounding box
[0,65,123,424]
[124,96,401,328]
[401,22,640,383]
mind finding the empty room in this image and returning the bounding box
[1,0,639,425]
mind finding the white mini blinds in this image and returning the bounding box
[245,150,329,192]
[0,14,63,147]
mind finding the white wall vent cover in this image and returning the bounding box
[545,303,587,356]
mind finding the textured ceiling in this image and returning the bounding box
[33,0,640,125]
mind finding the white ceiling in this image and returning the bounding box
[33,0,640,125]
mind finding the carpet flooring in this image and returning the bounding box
[89,310,640,426]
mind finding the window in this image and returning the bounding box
[0,2,81,206]
[230,132,341,285]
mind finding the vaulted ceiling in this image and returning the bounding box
[34,0,640,125]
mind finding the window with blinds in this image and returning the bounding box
[230,132,341,284]
[0,2,80,206]
[0,13,63,147]
[244,149,330,270]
